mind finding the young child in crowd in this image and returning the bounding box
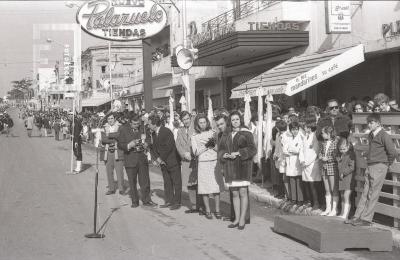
[319,126,339,216]
[299,117,321,210]
[283,121,303,206]
[336,137,355,219]
[273,120,289,200]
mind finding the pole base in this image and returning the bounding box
[84,233,105,239]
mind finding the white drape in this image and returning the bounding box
[244,93,251,127]
[263,93,274,158]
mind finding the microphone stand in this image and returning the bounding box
[85,119,106,239]
[85,146,104,239]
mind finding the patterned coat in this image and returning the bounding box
[319,138,339,176]
[218,129,257,183]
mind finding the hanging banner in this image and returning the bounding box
[76,0,168,42]
[325,1,351,34]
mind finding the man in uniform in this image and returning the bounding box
[118,114,157,208]
[73,113,83,173]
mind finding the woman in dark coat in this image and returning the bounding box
[218,111,257,230]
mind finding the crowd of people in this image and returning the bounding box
[6,91,399,229]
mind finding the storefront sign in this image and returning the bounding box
[382,20,400,40]
[325,1,351,33]
[188,22,235,48]
[76,0,167,41]
[285,44,364,96]
[231,85,284,99]
[248,22,300,31]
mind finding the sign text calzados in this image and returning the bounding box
[76,0,167,41]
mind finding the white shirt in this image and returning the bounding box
[155,126,160,136]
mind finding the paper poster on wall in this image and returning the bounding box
[325,1,351,34]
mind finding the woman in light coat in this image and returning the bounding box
[191,114,223,220]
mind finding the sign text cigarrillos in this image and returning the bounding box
[76,0,167,41]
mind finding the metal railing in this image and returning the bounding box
[201,0,280,33]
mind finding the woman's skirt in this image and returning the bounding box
[197,160,224,194]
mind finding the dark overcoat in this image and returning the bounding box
[218,129,257,183]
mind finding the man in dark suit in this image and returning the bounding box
[118,113,157,208]
[148,115,182,210]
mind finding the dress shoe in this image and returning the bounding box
[185,209,199,214]
[352,219,372,227]
[143,201,158,207]
[228,223,239,228]
[169,204,181,210]
[344,217,358,224]
[159,203,172,208]
[131,203,139,208]
[105,190,116,195]
[119,190,125,195]
[238,224,245,230]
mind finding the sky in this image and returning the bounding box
[0,0,234,98]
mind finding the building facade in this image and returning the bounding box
[189,0,400,110]
[80,44,142,111]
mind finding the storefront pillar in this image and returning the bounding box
[142,39,153,111]
[390,53,400,102]
[221,76,228,108]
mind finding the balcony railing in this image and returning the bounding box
[201,0,280,33]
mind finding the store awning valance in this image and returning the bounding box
[230,44,365,99]
[82,97,111,107]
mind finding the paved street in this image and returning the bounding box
[0,108,399,260]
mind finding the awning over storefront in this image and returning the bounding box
[81,97,111,107]
[196,31,309,66]
[230,44,365,98]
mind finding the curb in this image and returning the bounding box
[248,183,400,250]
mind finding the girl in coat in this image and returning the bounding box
[337,137,355,219]
[299,117,321,210]
[282,121,304,206]
[218,111,257,230]
[319,125,339,216]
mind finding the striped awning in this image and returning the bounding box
[230,44,365,99]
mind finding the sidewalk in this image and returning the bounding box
[247,181,400,249]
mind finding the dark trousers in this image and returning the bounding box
[161,164,182,205]
[73,142,82,161]
[54,130,59,141]
[125,160,151,204]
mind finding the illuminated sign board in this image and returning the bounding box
[76,0,167,41]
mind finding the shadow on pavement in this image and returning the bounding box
[96,205,127,235]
